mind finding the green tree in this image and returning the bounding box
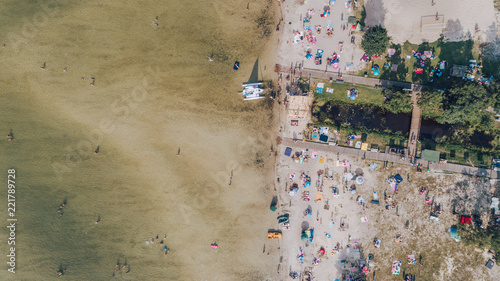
[438,83,492,125]
[361,25,390,57]
[418,90,443,118]
[383,88,412,114]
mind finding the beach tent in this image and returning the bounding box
[319,134,329,142]
[391,64,399,71]
[284,147,292,157]
[422,149,440,162]
[449,227,461,242]
[306,53,313,60]
[270,205,277,212]
[348,16,357,24]
[301,233,308,241]
[394,174,403,184]
[373,68,380,76]
[316,83,324,94]
[460,216,472,224]
[486,259,494,269]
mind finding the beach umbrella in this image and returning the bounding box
[356,177,364,184]
[306,53,313,60]
[332,62,339,69]
[350,93,357,100]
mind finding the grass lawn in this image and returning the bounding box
[420,139,494,168]
[337,127,407,148]
[356,38,481,87]
[312,78,386,107]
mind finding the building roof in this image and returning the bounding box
[423,149,440,162]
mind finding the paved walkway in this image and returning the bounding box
[282,138,498,179]
[277,64,443,90]
[408,85,422,159]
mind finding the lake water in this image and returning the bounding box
[0,0,279,280]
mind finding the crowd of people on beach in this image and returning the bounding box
[146,234,170,256]
[110,257,130,278]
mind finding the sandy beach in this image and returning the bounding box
[271,0,499,280]
[365,0,497,44]
[0,0,282,280]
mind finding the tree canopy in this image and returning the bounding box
[361,25,390,57]
[418,90,443,118]
[383,88,412,114]
[438,83,492,125]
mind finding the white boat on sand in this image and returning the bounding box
[240,83,265,101]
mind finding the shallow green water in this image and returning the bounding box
[0,0,278,280]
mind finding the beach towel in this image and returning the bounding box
[392,261,401,274]
[315,194,322,202]
[369,163,377,171]
[319,157,324,163]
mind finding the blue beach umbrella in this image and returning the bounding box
[350,93,357,100]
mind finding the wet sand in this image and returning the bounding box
[0,0,281,280]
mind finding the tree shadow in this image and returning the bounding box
[442,19,468,42]
[484,21,497,43]
[438,35,474,66]
[448,178,491,216]
[410,42,437,84]
[334,242,366,280]
[379,43,408,81]
[364,0,386,28]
